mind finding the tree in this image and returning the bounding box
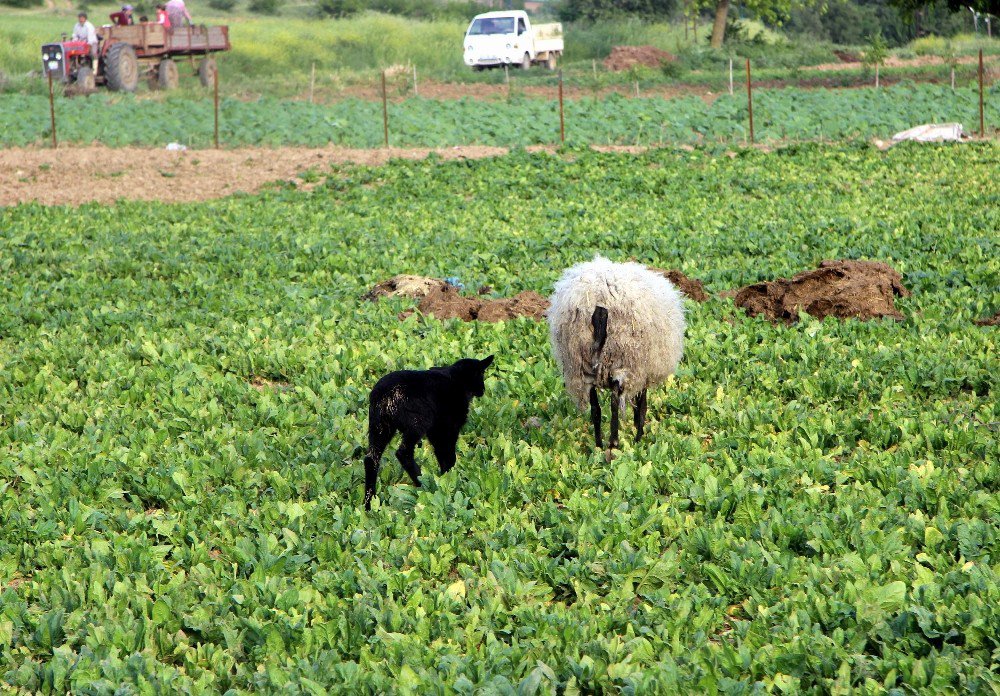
[708,0,803,47]
[558,0,677,22]
[890,0,999,19]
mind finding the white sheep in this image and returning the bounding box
[548,256,685,449]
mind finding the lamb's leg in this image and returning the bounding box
[634,389,648,442]
[363,420,395,510]
[429,428,459,474]
[395,432,423,487]
[609,382,624,450]
[589,386,602,449]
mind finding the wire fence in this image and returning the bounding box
[36,51,998,150]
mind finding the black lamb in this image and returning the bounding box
[363,356,494,510]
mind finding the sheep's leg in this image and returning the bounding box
[634,389,648,442]
[363,420,396,510]
[429,428,459,474]
[395,432,423,487]
[589,386,602,449]
[609,383,623,450]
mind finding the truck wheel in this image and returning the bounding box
[546,53,557,71]
[521,53,531,71]
[158,59,179,90]
[76,66,95,91]
[105,43,139,92]
[198,57,217,87]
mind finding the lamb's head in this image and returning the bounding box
[448,355,495,398]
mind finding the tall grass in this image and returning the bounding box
[225,13,466,76]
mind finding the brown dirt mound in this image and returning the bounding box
[732,259,910,323]
[364,274,448,300]
[410,285,549,322]
[648,267,710,302]
[604,45,677,72]
[974,311,1000,327]
[833,50,860,63]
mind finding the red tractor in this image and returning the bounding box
[42,20,230,92]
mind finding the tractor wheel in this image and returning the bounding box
[158,59,179,90]
[105,43,139,92]
[198,57,217,87]
[546,53,558,71]
[76,66,95,91]
[520,53,531,71]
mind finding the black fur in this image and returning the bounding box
[363,356,494,510]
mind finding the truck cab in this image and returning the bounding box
[463,11,563,71]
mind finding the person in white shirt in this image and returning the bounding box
[72,12,98,70]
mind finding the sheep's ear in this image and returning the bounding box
[479,355,495,370]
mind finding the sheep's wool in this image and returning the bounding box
[548,256,685,410]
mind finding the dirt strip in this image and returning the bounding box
[0,145,521,206]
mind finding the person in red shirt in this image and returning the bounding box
[156,4,171,29]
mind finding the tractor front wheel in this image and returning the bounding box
[105,43,139,92]
[158,59,179,90]
[198,57,217,87]
[76,66,95,91]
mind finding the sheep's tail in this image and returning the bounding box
[591,305,608,364]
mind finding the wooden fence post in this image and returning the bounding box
[746,58,754,145]
[47,72,57,149]
[979,48,985,137]
[558,68,565,144]
[213,66,219,149]
[381,70,389,148]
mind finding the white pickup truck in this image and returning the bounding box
[463,11,563,71]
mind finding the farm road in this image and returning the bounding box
[0,145,657,206]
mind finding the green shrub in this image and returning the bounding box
[208,0,238,10]
[248,0,282,14]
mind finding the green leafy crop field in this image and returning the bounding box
[1,143,998,693]
[2,83,998,147]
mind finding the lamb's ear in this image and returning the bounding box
[479,355,495,370]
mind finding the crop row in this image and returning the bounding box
[1,82,997,148]
[1,144,998,692]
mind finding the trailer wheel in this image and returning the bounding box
[521,53,531,71]
[76,66,95,90]
[198,57,217,87]
[158,59,179,90]
[546,53,557,71]
[105,43,139,92]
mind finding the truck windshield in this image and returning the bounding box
[467,17,516,35]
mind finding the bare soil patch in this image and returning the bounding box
[249,375,293,391]
[732,259,910,323]
[648,267,710,302]
[396,284,550,322]
[0,145,512,206]
[974,311,1000,327]
[604,46,677,72]
[364,274,449,301]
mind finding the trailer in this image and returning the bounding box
[42,23,230,93]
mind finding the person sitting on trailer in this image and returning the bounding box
[109,4,135,25]
[156,4,171,29]
[71,12,98,71]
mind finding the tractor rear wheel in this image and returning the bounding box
[76,66,95,91]
[158,59,179,90]
[546,53,558,71]
[198,57,217,87]
[105,43,139,92]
